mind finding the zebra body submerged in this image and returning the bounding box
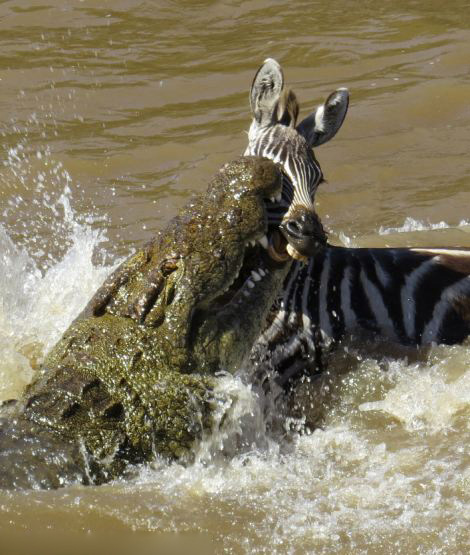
[260,246,470,388]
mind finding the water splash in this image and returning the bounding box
[359,349,470,432]
[379,216,470,235]
[337,230,358,247]
[193,372,285,466]
[0,147,117,401]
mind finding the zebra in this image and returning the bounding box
[244,58,349,260]
[260,247,470,389]
[245,59,470,390]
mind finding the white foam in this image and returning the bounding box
[359,356,470,432]
[0,217,115,401]
[338,230,358,247]
[194,372,276,464]
[379,216,470,235]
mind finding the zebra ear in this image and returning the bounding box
[296,88,349,147]
[250,58,284,126]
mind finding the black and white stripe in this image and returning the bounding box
[245,61,469,391]
[258,246,470,388]
[244,123,322,225]
[245,58,349,227]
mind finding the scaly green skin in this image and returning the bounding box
[0,157,291,489]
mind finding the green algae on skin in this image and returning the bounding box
[0,157,291,489]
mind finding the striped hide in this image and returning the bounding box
[244,59,348,258]
[244,60,470,392]
[258,246,470,389]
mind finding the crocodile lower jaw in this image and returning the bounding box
[210,236,288,312]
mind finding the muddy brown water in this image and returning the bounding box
[1,1,470,553]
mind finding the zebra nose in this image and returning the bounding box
[285,216,318,239]
[285,219,304,238]
[280,208,326,257]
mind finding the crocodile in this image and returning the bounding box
[0,156,327,490]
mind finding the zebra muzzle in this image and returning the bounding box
[279,206,327,259]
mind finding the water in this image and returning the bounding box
[1,1,470,552]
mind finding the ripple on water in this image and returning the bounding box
[1,3,470,548]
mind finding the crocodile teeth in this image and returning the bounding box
[251,270,262,281]
[258,268,266,277]
[247,279,255,289]
[258,235,269,249]
[275,193,282,202]
[249,240,256,247]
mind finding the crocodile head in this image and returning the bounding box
[15,157,295,478]
[86,156,293,375]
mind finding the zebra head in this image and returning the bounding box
[245,58,349,260]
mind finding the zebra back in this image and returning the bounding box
[257,246,470,389]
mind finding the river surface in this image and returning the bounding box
[1,1,470,553]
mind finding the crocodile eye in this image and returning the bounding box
[102,402,125,421]
[161,258,179,277]
[61,402,81,419]
[82,378,102,395]
[214,248,225,261]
